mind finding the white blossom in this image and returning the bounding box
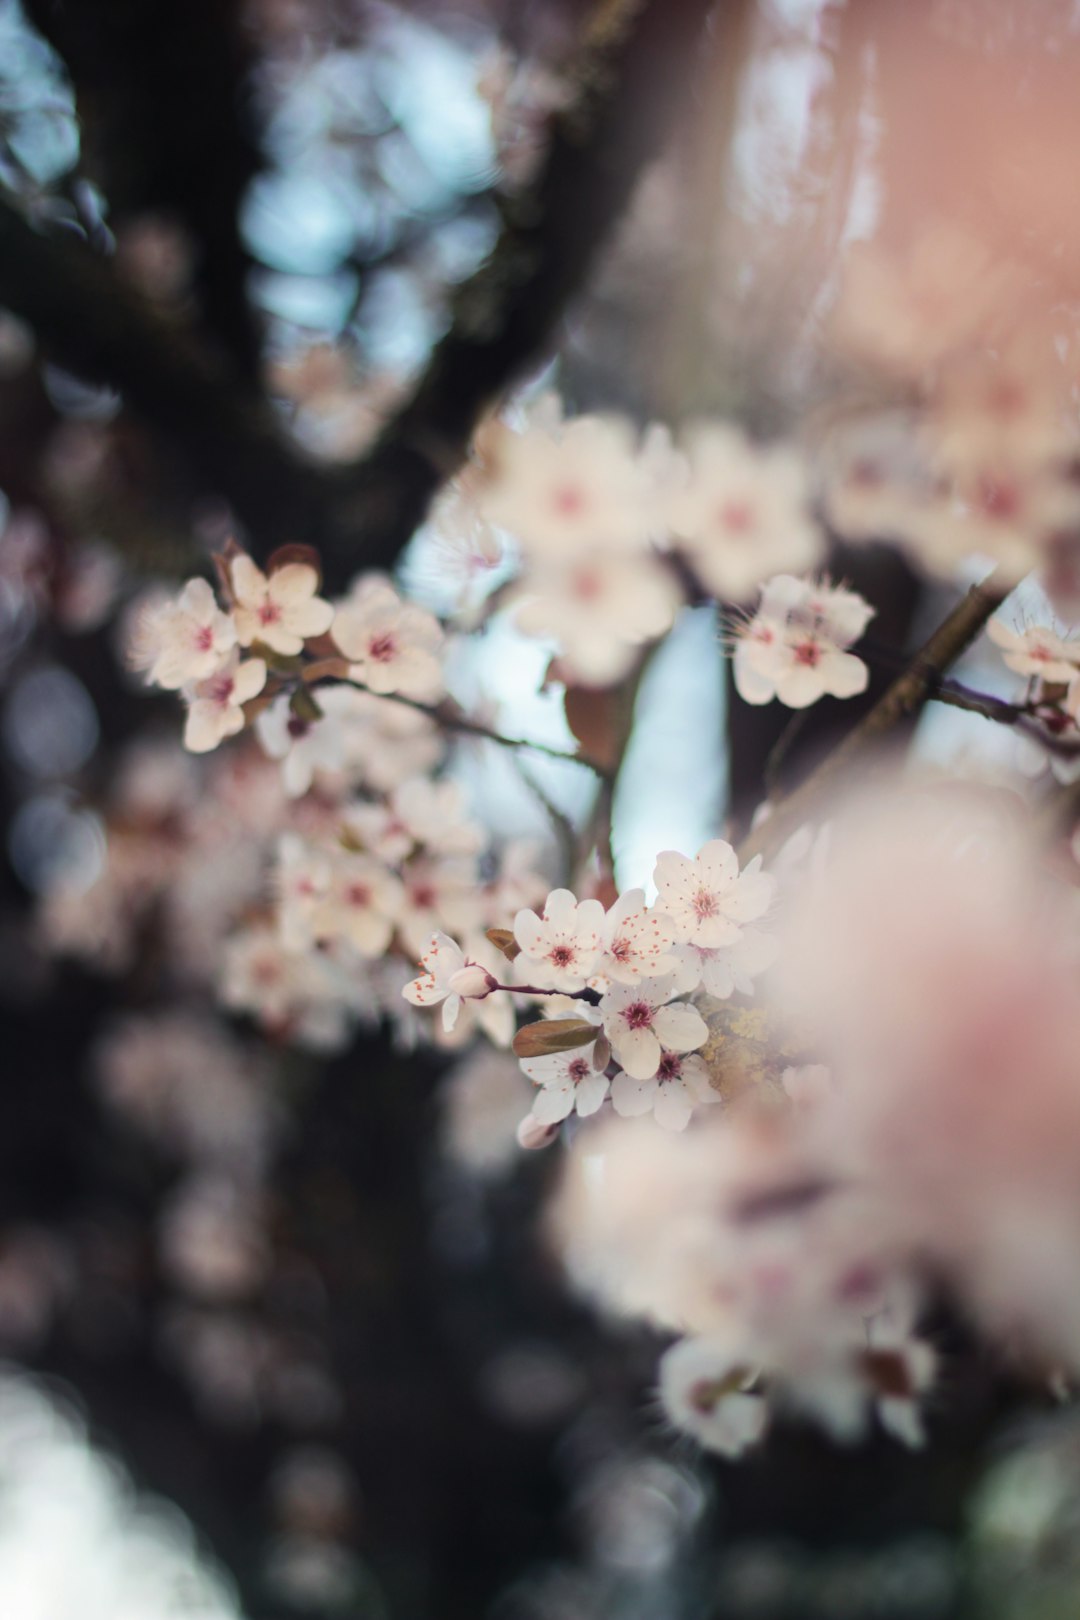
[599,976,707,1081]
[183,650,266,754]
[139,577,237,689]
[478,412,655,557]
[667,926,778,1000]
[520,1049,610,1125]
[314,853,404,957]
[513,888,605,992]
[658,1338,768,1458]
[669,425,823,601]
[401,931,497,1032]
[230,555,334,655]
[510,550,682,687]
[256,692,351,797]
[610,1048,716,1131]
[987,616,1079,683]
[398,857,484,959]
[347,777,483,862]
[332,576,444,701]
[733,575,874,709]
[596,889,678,985]
[653,840,774,950]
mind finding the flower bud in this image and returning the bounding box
[447,964,498,1001]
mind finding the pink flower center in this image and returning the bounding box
[346,884,371,908]
[572,568,603,602]
[368,632,397,663]
[194,625,215,651]
[973,476,1021,522]
[549,944,575,968]
[987,379,1026,420]
[692,888,719,920]
[552,484,586,518]
[411,882,436,909]
[718,499,754,535]
[657,1052,682,1081]
[848,458,884,490]
[208,673,235,706]
[793,639,821,667]
[568,1058,591,1083]
[610,937,632,962]
[623,1001,653,1030]
[287,715,309,739]
[258,602,281,626]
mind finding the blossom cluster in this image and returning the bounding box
[403,838,776,1134]
[732,575,875,710]
[42,334,1080,1477]
[437,402,830,688]
[553,792,1080,1460]
[823,223,1080,611]
[132,546,445,761]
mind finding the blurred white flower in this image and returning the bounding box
[231,556,334,655]
[332,576,444,700]
[183,651,266,753]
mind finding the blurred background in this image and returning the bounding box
[1,0,1080,1616]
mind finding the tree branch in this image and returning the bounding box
[0,0,719,583]
[739,574,1008,862]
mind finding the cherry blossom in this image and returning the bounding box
[520,1049,610,1125]
[653,840,774,950]
[275,833,332,952]
[183,650,267,754]
[398,856,485,959]
[509,550,682,687]
[596,889,678,984]
[599,976,708,1081]
[610,1047,715,1130]
[668,424,823,601]
[256,692,353,797]
[139,577,237,689]
[478,411,655,557]
[402,932,498,1033]
[230,555,334,656]
[314,853,404,957]
[924,343,1079,478]
[332,576,444,701]
[667,925,778,1000]
[513,888,605,993]
[733,575,874,709]
[221,924,352,1050]
[657,1338,767,1458]
[904,468,1080,583]
[986,616,1079,682]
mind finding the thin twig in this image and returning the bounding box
[300,661,613,777]
[514,757,581,883]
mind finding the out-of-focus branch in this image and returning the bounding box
[739,573,1008,862]
[0,194,336,555]
[0,0,719,582]
[23,0,264,379]
[301,659,614,777]
[335,0,720,582]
